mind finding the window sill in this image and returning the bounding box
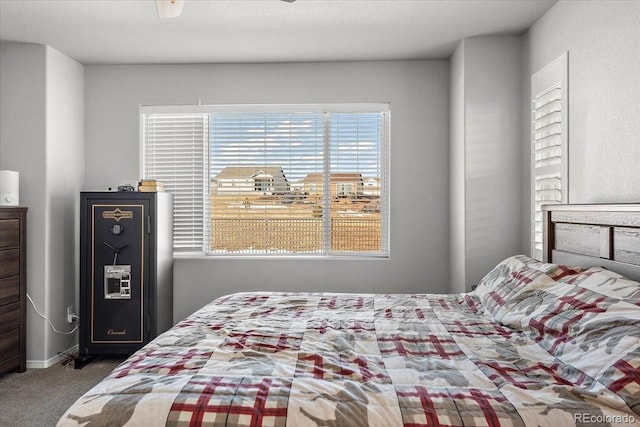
[173,253,390,261]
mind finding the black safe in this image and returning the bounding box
[79,192,173,361]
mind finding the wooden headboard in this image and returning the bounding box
[542,204,640,282]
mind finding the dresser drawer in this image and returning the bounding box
[0,209,26,374]
[0,328,20,361]
[0,219,20,249]
[0,302,20,334]
[0,249,19,278]
[0,276,20,306]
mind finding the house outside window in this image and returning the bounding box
[142,104,389,257]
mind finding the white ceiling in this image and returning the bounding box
[0,0,555,65]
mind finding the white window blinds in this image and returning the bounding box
[141,105,389,257]
[531,52,568,260]
[329,113,388,255]
[209,112,326,254]
[209,111,388,256]
[142,113,207,251]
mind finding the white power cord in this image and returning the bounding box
[26,293,79,335]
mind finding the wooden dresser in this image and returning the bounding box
[0,207,27,374]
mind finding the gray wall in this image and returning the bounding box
[521,0,640,254]
[449,41,466,293]
[83,61,451,322]
[0,43,49,363]
[44,46,85,360]
[0,43,84,365]
[449,36,523,291]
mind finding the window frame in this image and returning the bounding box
[140,103,390,258]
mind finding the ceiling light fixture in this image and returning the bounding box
[155,0,295,19]
[155,0,184,19]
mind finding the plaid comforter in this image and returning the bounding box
[58,256,640,426]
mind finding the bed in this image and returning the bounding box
[58,204,640,426]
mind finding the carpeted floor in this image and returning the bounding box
[0,356,124,427]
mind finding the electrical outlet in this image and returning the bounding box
[66,306,75,324]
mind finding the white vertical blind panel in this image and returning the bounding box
[143,113,206,251]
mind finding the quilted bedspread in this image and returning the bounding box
[58,256,640,426]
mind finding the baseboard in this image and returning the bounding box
[26,344,79,369]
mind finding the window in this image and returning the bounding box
[142,104,389,257]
